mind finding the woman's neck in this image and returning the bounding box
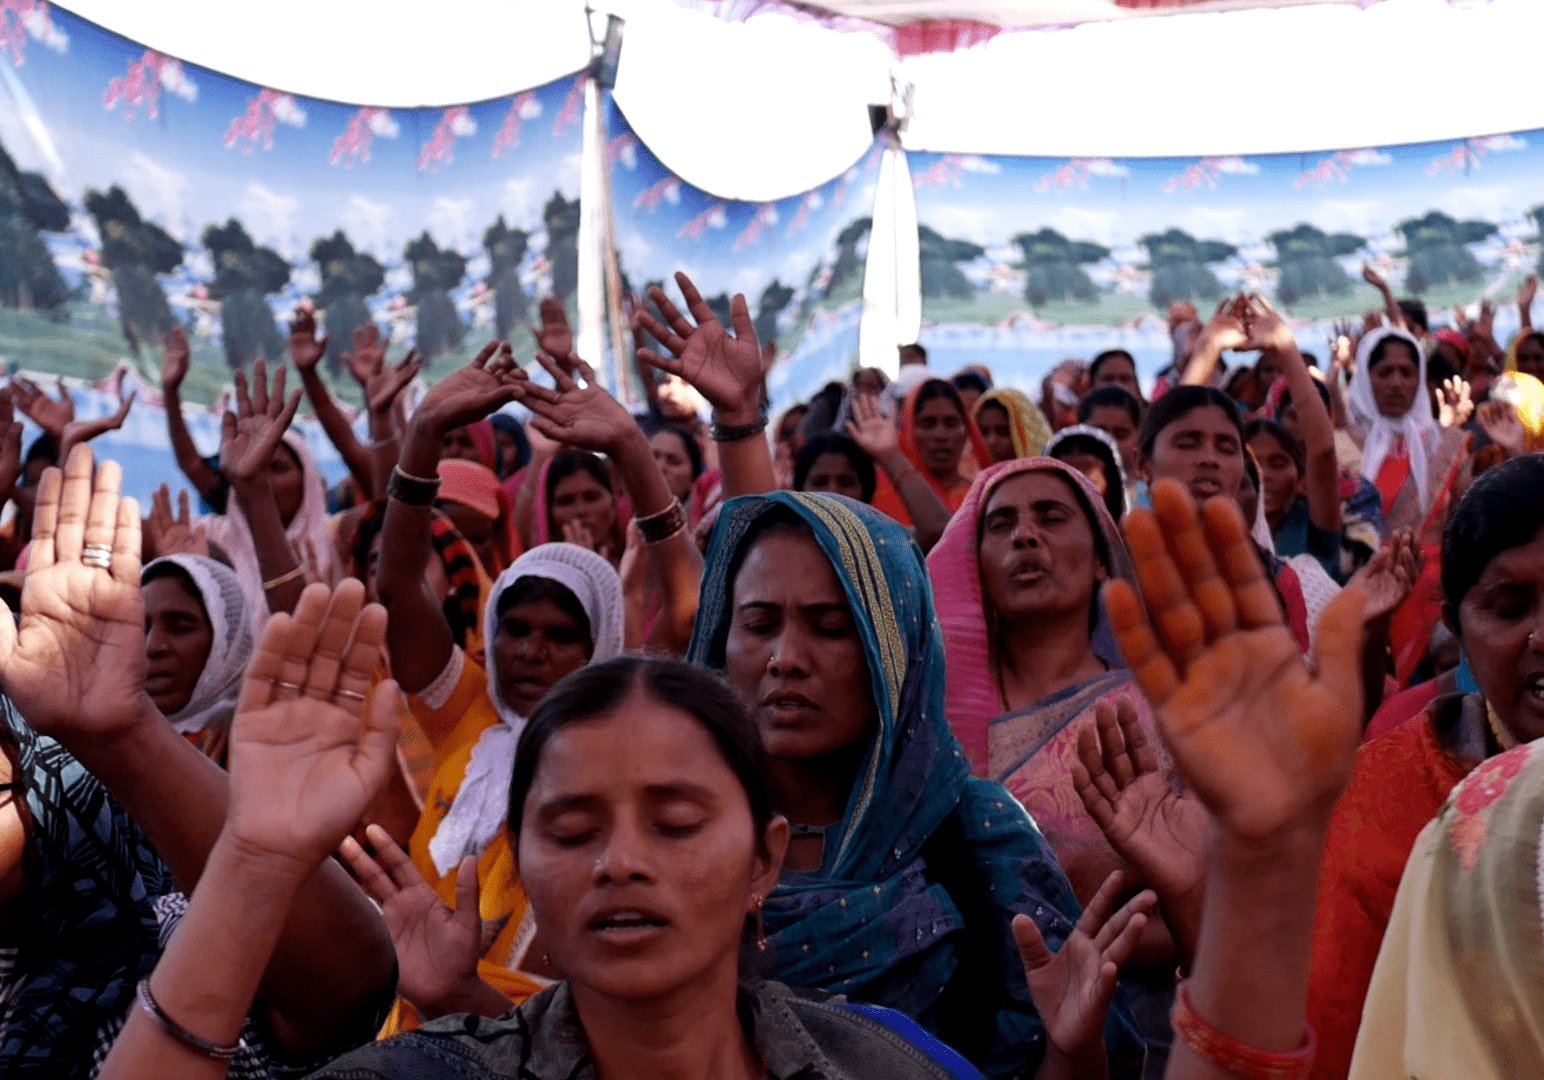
[573,957,761,1080]
[768,745,863,828]
[996,608,1104,712]
[925,463,960,490]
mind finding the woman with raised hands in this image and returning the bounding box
[1102,477,1368,1080]
[205,358,340,627]
[373,342,625,1024]
[0,446,395,1078]
[509,351,704,654]
[99,580,400,1079]
[688,490,1152,1080]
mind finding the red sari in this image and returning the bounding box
[871,382,988,526]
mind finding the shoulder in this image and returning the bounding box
[755,981,987,1080]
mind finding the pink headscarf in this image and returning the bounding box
[436,458,516,573]
[925,457,1136,777]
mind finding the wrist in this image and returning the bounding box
[1043,1037,1107,1076]
[712,398,763,428]
[48,691,164,759]
[231,474,273,504]
[208,829,317,897]
[875,450,912,477]
[1211,819,1328,876]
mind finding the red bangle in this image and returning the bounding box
[1170,980,1316,1080]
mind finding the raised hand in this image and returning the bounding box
[12,376,74,439]
[561,516,597,553]
[0,389,22,505]
[288,304,329,374]
[1073,698,1207,924]
[1477,398,1528,457]
[530,297,575,370]
[1521,274,1538,326]
[365,351,422,417]
[340,824,492,1017]
[59,381,136,461]
[220,358,303,484]
[146,483,209,559]
[634,272,765,424]
[162,325,192,392]
[1106,479,1366,840]
[1016,871,1155,1060]
[845,393,900,461]
[342,323,390,389]
[1239,294,1295,354]
[1361,262,1389,292]
[510,352,634,454]
[410,341,518,437]
[226,580,397,876]
[1347,530,1418,625]
[1437,375,1473,429]
[0,445,147,738]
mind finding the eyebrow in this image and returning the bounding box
[533,782,721,818]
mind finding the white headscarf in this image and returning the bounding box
[141,554,256,737]
[428,542,624,876]
[1046,423,1130,502]
[1350,327,1436,512]
[203,430,340,638]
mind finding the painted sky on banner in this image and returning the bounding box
[907,134,1542,391]
[605,99,882,413]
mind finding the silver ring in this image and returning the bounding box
[334,688,367,703]
[272,679,304,693]
[81,546,113,569]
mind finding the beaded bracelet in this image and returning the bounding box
[137,979,242,1061]
[710,413,768,443]
[636,499,687,545]
[1170,981,1316,1080]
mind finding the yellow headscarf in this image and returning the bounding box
[973,387,1052,460]
[1490,370,1544,451]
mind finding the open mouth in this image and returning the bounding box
[588,910,670,940]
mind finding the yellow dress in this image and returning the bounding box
[379,653,545,1034]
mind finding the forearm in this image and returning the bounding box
[232,479,305,615]
[99,837,300,1080]
[367,407,399,501]
[66,709,395,1057]
[1180,342,1223,387]
[1167,825,1325,1079]
[376,421,454,692]
[1273,343,1342,534]
[419,972,515,1021]
[1327,372,1351,432]
[876,450,950,553]
[714,407,777,498]
[1377,285,1405,331]
[165,388,221,501]
[301,370,373,497]
[1360,620,1391,724]
[1037,1043,1107,1080]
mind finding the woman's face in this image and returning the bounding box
[516,694,784,1002]
[914,396,967,479]
[1055,450,1108,498]
[269,444,305,527]
[724,528,876,765]
[438,501,499,577]
[1087,405,1138,473]
[493,596,593,717]
[1248,431,1302,528]
[649,431,695,504]
[1094,355,1140,398]
[441,426,484,465]
[852,369,887,398]
[1456,529,1544,743]
[551,471,616,543]
[802,452,864,502]
[1369,340,1421,418]
[143,575,214,717]
[976,402,1015,464]
[1142,404,1245,507]
[1516,336,1544,381]
[493,427,521,479]
[978,471,1106,626]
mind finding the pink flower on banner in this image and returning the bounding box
[1293,149,1390,189]
[609,132,638,169]
[103,49,197,120]
[1428,134,1527,176]
[733,203,778,252]
[677,203,727,241]
[787,190,823,236]
[634,176,681,212]
[0,0,66,65]
[330,107,398,167]
[225,89,306,153]
[913,153,997,191]
[553,74,586,137]
[418,106,476,171]
[492,92,541,158]
[1034,158,1125,193]
[832,165,859,206]
[1162,156,1257,194]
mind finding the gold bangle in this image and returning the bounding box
[262,565,306,591]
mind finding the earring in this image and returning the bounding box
[752,892,768,953]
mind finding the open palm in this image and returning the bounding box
[413,341,518,433]
[226,580,397,872]
[1106,480,1366,840]
[635,272,764,420]
[845,394,899,459]
[221,359,303,483]
[1017,871,1154,1056]
[510,353,633,454]
[289,305,329,373]
[341,824,485,1015]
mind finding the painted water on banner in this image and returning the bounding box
[606,100,881,416]
[0,4,585,500]
[909,138,1542,394]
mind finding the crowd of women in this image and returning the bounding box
[0,263,1539,1080]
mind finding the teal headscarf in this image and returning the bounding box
[688,492,1143,1079]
